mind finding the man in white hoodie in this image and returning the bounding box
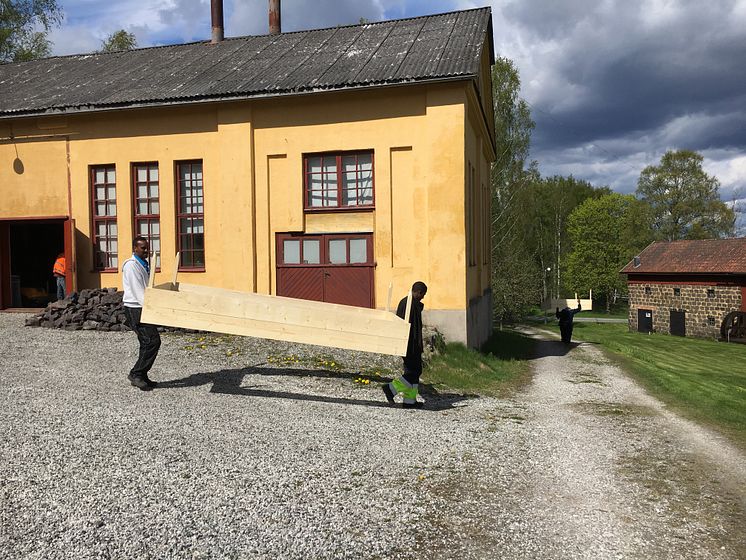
[122,236,160,390]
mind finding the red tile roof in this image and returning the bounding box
[620,238,746,274]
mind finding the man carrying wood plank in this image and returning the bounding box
[122,237,161,391]
[383,281,428,409]
[556,299,582,344]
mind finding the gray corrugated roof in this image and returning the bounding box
[0,7,493,118]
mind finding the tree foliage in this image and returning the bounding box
[520,175,610,302]
[565,193,653,310]
[490,57,539,325]
[636,149,735,240]
[100,29,137,52]
[0,0,62,62]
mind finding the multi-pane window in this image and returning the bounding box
[91,165,118,270]
[176,160,205,270]
[133,163,160,268]
[304,152,374,209]
[279,234,371,266]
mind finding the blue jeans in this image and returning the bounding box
[56,276,66,301]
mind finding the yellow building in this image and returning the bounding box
[0,8,495,347]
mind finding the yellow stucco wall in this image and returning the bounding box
[0,81,493,320]
[0,123,69,218]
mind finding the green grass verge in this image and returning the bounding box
[422,327,536,397]
[565,322,746,445]
[577,308,629,319]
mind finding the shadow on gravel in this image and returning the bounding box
[158,366,471,411]
[531,340,579,358]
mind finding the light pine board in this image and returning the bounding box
[141,283,410,356]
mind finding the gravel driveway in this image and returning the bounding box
[1,314,744,559]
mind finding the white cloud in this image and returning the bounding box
[704,153,746,194]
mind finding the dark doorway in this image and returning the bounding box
[638,309,653,333]
[8,222,64,307]
[670,310,686,337]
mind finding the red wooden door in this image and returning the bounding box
[64,218,76,295]
[324,267,373,307]
[276,233,374,308]
[277,267,324,302]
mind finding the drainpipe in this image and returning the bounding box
[211,0,224,43]
[269,0,281,34]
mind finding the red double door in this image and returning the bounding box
[276,233,374,308]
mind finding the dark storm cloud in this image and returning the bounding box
[489,0,746,194]
[47,0,746,200]
[516,2,746,146]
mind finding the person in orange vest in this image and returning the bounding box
[52,253,66,301]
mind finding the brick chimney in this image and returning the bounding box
[269,0,281,35]
[211,0,224,43]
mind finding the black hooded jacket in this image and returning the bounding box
[396,296,424,358]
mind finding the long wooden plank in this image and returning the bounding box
[176,282,402,321]
[151,288,400,336]
[148,306,406,355]
[141,283,410,356]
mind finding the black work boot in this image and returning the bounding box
[128,373,153,391]
[382,383,396,404]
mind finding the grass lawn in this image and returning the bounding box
[565,322,746,446]
[578,308,628,319]
[422,327,536,397]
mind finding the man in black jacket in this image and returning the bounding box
[383,281,427,409]
[556,300,582,344]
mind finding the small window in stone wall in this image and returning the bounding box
[645,286,651,295]
[707,316,716,326]
[707,288,716,298]
[673,287,681,296]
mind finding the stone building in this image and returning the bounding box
[621,239,746,339]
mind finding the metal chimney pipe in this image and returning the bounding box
[211,0,224,43]
[269,0,281,34]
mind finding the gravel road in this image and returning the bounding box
[1,313,744,559]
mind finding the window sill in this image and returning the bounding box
[304,206,375,213]
[178,268,206,273]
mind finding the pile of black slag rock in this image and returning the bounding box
[24,288,129,331]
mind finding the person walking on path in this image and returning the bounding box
[52,253,66,301]
[383,281,427,409]
[122,236,160,391]
[556,299,582,344]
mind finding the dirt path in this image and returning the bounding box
[418,328,746,560]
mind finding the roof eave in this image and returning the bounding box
[0,74,477,121]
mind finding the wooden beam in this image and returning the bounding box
[141,282,410,356]
[404,290,413,323]
[148,252,157,288]
[171,252,180,287]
